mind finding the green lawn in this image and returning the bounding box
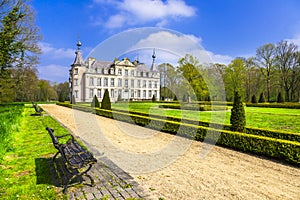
[111,102,300,133]
[0,105,67,200]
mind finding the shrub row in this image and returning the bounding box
[113,108,300,143]
[158,104,227,111]
[57,102,300,165]
[246,102,300,109]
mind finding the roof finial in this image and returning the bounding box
[152,48,156,60]
[77,34,82,50]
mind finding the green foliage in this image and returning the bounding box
[277,92,284,103]
[0,104,24,161]
[251,94,257,103]
[230,91,246,132]
[91,95,100,108]
[258,93,266,103]
[101,89,111,110]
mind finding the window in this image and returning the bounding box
[104,78,108,86]
[137,80,141,88]
[149,81,152,88]
[149,90,152,98]
[131,70,134,76]
[75,90,78,98]
[118,69,122,75]
[143,80,146,88]
[111,78,115,87]
[131,79,134,88]
[97,89,101,98]
[74,68,78,75]
[118,89,122,98]
[74,79,78,86]
[125,69,128,76]
[104,69,108,74]
[89,89,94,98]
[111,89,114,98]
[110,68,114,74]
[118,78,122,87]
[154,81,158,88]
[131,90,134,98]
[89,77,94,86]
[97,78,101,86]
[141,72,143,77]
[143,90,146,98]
[125,79,128,87]
[137,90,141,98]
[146,72,149,77]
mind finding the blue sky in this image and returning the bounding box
[32,0,300,83]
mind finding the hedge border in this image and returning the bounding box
[56,102,300,166]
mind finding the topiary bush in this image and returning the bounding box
[251,94,257,103]
[91,95,100,108]
[258,92,266,103]
[277,92,284,103]
[230,91,246,132]
[101,89,111,110]
[152,95,156,103]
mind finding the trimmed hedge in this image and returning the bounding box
[158,104,227,111]
[56,102,300,165]
[246,103,300,109]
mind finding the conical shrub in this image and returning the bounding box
[101,89,111,110]
[230,91,246,132]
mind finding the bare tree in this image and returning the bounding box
[275,41,299,102]
[255,43,276,102]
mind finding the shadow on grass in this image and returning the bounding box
[35,157,83,188]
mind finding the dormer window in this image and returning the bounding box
[74,68,78,75]
[118,69,122,75]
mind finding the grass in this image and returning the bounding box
[0,104,68,200]
[110,102,300,133]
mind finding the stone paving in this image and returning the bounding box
[48,151,149,200]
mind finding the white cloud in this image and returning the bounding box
[39,42,75,59]
[128,31,232,65]
[286,34,300,46]
[37,64,69,83]
[93,0,196,29]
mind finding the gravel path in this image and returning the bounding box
[41,104,300,200]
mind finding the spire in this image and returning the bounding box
[150,48,157,71]
[73,39,84,65]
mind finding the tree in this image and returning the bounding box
[256,43,276,102]
[53,82,69,102]
[177,54,208,101]
[258,92,265,103]
[37,80,57,101]
[101,89,111,110]
[91,95,100,108]
[277,92,284,103]
[224,58,247,101]
[275,41,299,102]
[251,94,257,103]
[0,0,41,102]
[230,91,246,132]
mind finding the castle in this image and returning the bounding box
[69,41,160,102]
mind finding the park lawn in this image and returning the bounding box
[0,105,68,200]
[111,102,300,133]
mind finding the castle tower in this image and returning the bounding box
[150,48,157,71]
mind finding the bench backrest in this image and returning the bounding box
[46,127,60,148]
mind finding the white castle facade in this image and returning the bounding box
[69,41,160,102]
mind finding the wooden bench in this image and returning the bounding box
[32,102,42,115]
[46,127,97,192]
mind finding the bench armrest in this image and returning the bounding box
[57,134,75,140]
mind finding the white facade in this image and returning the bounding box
[69,41,160,102]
